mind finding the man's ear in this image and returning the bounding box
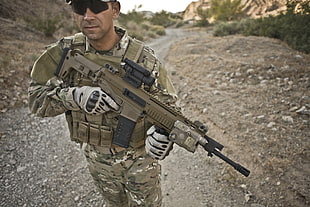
[112,2,121,18]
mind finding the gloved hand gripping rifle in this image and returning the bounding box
[55,48,250,177]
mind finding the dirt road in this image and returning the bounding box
[1,28,309,207]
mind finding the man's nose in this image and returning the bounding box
[84,8,96,20]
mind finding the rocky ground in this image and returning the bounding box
[161,29,309,207]
[0,26,309,207]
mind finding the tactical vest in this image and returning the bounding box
[61,33,159,149]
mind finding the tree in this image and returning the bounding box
[196,5,210,26]
[149,10,176,28]
[118,5,146,26]
[209,0,245,21]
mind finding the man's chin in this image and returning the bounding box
[83,32,100,41]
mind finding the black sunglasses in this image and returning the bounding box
[71,0,115,15]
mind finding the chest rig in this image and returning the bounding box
[61,33,159,149]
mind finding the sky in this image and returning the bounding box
[120,0,196,13]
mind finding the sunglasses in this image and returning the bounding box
[71,0,116,15]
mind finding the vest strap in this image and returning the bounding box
[123,38,144,62]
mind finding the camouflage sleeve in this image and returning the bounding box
[28,77,79,117]
[28,42,79,117]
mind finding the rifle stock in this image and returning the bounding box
[55,49,250,177]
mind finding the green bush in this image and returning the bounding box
[213,1,310,53]
[213,21,241,36]
[150,25,166,36]
[121,21,165,41]
[148,10,177,28]
[196,6,210,27]
[118,7,170,41]
[118,5,146,26]
[25,15,62,37]
[124,21,145,41]
[209,0,245,22]
[175,20,186,28]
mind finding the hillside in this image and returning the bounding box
[183,0,287,21]
[0,0,74,112]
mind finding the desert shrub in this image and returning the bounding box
[175,20,186,28]
[124,21,145,40]
[213,1,310,53]
[209,0,246,21]
[123,21,165,41]
[118,7,171,41]
[148,10,177,28]
[146,31,157,39]
[25,15,62,37]
[118,5,146,26]
[141,21,151,30]
[213,21,241,36]
[195,4,210,27]
[150,25,166,36]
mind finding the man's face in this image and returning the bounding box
[73,1,120,42]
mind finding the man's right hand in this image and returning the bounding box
[73,86,119,114]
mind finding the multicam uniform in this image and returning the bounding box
[28,27,177,207]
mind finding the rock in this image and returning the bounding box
[282,116,294,123]
[294,54,303,59]
[251,204,265,207]
[245,191,252,202]
[235,72,242,77]
[260,80,268,84]
[267,64,276,70]
[212,90,220,95]
[247,69,255,74]
[267,122,276,128]
[240,184,247,189]
[257,115,265,119]
[17,166,26,173]
[230,78,237,83]
[289,106,299,112]
[296,106,310,115]
[182,94,188,100]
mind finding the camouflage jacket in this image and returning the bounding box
[28,27,177,148]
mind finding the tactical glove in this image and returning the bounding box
[73,86,119,114]
[145,125,173,160]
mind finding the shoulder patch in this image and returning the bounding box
[139,46,160,73]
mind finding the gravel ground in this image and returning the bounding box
[0,108,104,206]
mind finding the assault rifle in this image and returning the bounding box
[55,48,250,177]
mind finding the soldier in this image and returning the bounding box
[28,0,177,206]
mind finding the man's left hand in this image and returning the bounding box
[145,125,173,160]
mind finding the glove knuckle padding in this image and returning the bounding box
[73,86,119,114]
